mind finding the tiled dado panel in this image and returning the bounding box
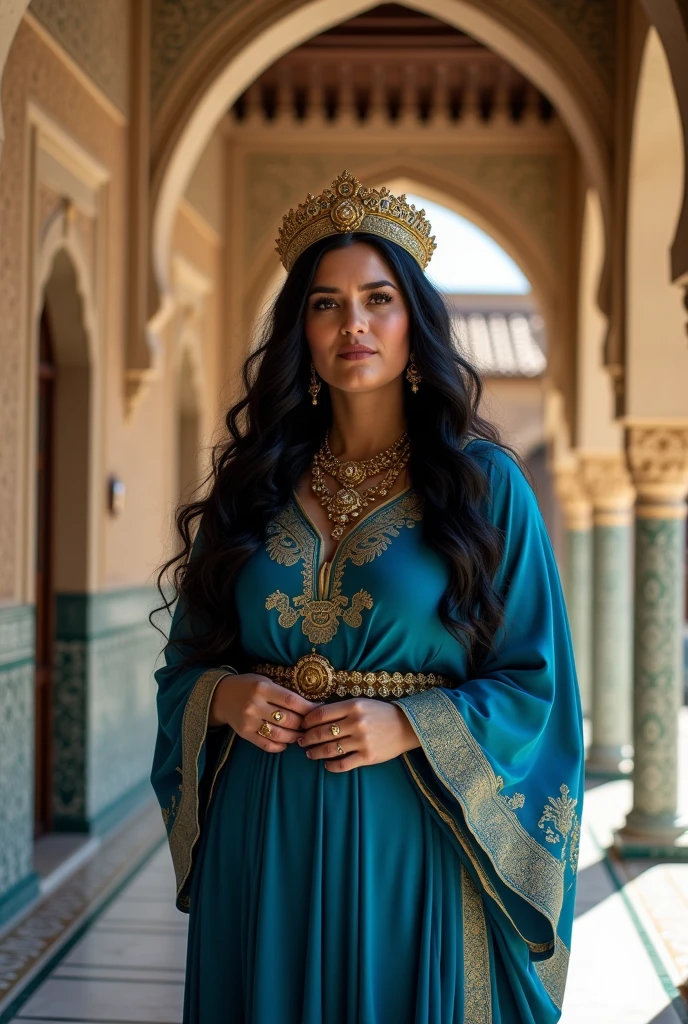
[53,589,162,833]
[0,605,38,918]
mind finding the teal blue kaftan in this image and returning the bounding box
[151,441,584,1023]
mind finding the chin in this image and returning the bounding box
[334,376,395,395]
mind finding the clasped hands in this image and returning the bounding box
[209,673,420,772]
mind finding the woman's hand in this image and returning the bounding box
[209,674,316,753]
[298,698,421,772]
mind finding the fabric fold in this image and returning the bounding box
[152,439,583,1021]
[150,569,238,910]
[394,443,583,1011]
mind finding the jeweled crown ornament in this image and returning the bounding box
[275,170,437,272]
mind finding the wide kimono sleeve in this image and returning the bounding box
[394,442,584,1013]
[150,566,238,912]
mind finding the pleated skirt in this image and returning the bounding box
[183,739,528,1024]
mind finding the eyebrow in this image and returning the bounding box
[307,279,398,296]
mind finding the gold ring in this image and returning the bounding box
[259,721,272,738]
[272,710,284,722]
[336,741,344,755]
[330,723,341,737]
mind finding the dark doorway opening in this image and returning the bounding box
[35,307,55,838]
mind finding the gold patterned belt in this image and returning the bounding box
[252,650,449,701]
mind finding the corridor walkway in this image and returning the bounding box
[1,714,687,1024]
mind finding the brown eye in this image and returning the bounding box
[369,291,393,305]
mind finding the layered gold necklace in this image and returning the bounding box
[311,430,411,539]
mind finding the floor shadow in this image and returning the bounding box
[584,774,628,791]
[573,857,617,918]
[644,994,688,1023]
[605,845,681,885]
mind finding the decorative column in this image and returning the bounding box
[615,424,688,857]
[580,453,636,777]
[554,462,593,718]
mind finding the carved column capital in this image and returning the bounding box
[553,460,592,531]
[625,421,688,515]
[579,451,635,526]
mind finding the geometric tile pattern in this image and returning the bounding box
[53,590,163,832]
[0,607,35,905]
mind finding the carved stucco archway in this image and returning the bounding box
[150,0,613,327]
[245,161,558,326]
[26,211,102,601]
[0,0,628,430]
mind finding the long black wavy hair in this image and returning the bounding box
[153,232,509,671]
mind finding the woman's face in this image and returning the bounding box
[304,242,410,395]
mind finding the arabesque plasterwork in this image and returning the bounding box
[151,0,249,110]
[245,151,558,265]
[149,0,616,111]
[528,0,616,89]
[579,452,635,518]
[28,0,130,112]
[552,461,591,532]
[626,425,688,505]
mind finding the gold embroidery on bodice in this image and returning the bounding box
[264,490,423,644]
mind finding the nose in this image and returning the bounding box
[340,299,369,336]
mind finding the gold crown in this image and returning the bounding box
[275,170,436,272]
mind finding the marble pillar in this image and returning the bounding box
[554,462,593,718]
[615,424,688,857]
[581,453,635,777]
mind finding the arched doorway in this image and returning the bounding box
[34,308,56,836]
[144,0,612,410]
[36,247,93,834]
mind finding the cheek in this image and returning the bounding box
[304,312,332,352]
[377,309,410,358]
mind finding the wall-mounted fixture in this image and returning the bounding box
[108,476,126,516]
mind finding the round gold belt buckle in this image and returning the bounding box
[292,652,336,700]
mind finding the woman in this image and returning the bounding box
[151,171,584,1024]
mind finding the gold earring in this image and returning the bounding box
[308,361,321,405]
[406,352,421,393]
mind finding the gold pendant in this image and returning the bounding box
[329,487,365,519]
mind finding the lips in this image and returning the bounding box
[338,345,376,357]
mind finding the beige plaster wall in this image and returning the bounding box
[480,377,547,458]
[576,187,621,450]
[184,122,227,236]
[110,166,228,582]
[626,28,688,417]
[173,204,227,435]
